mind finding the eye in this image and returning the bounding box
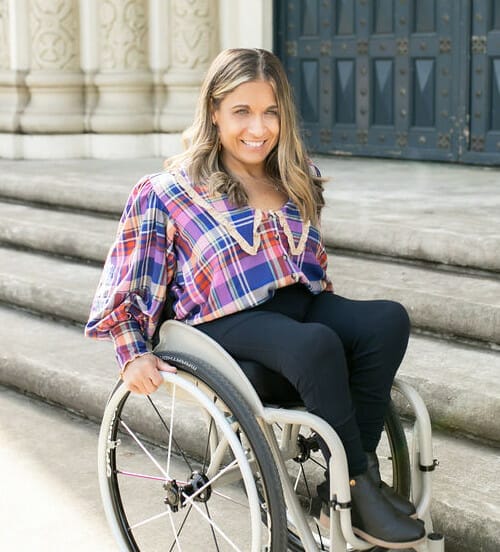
[234,108,249,115]
[266,109,279,117]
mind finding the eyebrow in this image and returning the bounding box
[231,103,278,110]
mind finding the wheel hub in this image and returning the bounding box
[293,433,320,463]
[164,471,211,512]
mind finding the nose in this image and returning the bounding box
[248,115,266,136]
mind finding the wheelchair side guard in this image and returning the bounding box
[263,406,374,551]
[392,379,439,524]
[154,319,266,417]
[393,379,445,552]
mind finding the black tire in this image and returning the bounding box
[99,351,287,551]
[285,399,411,551]
[384,400,411,498]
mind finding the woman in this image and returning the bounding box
[86,48,425,548]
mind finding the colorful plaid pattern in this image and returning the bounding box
[85,169,333,369]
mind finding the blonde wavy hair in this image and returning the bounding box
[165,48,325,225]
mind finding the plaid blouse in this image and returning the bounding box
[85,168,333,369]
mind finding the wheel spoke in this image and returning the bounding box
[211,489,250,510]
[202,417,215,474]
[167,505,194,552]
[166,506,183,551]
[309,455,327,471]
[204,503,222,552]
[146,393,194,473]
[293,466,302,492]
[119,419,169,479]
[298,463,313,501]
[185,497,243,552]
[116,469,184,483]
[129,509,170,530]
[166,383,176,478]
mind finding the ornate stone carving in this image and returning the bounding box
[160,0,217,131]
[0,0,9,69]
[29,0,80,71]
[100,0,148,70]
[170,0,213,71]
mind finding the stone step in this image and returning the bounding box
[0,305,498,552]
[2,238,500,348]
[0,247,99,324]
[0,158,152,215]
[0,202,115,263]
[321,214,500,274]
[1,243,500,444]
[320,156,500,273]
[329,253,500,346]
[2,157,500,273]
[423,428,500,552]
[2,189,500,346]
[398,333,500,444]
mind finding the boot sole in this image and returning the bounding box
[317,506,424,547]
[352,526,426,549]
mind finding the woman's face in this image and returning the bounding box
[212,80,280,175]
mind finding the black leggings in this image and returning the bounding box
[197,285,410,476]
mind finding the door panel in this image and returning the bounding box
[275,0,500,165]
[463,0,500,162]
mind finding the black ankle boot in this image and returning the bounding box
[349,472,425,548]
[316,473,425,549]
[366,451,417,518]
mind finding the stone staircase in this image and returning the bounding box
[0,157,499,551]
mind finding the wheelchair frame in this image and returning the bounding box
[98,319,445,551]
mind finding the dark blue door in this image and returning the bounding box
[274,0,500,165]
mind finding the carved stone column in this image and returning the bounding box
[90,0,153,133]
[219,0,273,51]
[0,0,29,132]
[20,0,84,133]
[160,0,218,132]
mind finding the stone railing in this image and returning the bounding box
[0,0,273,159]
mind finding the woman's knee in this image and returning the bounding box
[286,323,346,381]
[378,300,411,342]
[303,322,343,357]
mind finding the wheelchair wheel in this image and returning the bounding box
[284,400,411,551]
[98,352,287,551]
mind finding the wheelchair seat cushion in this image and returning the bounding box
[237,359,303,407]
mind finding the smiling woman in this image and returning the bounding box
[86,48,426,549]
[212,80,279,168]
[165,48,325,224]
[211,80,284,210]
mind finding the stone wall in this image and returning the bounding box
[0,0,273,158]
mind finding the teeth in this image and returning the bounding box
[243,140,265,148]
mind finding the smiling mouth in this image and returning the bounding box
[242,140,266,148]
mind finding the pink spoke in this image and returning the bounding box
[116,469,187,484]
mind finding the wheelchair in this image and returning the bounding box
[98,319,446,551]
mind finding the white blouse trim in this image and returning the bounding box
[174,171,309,257]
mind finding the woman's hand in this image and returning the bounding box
[121,353,177,394]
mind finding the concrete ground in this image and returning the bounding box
[0,387,117,552]
[0,386,259,552]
